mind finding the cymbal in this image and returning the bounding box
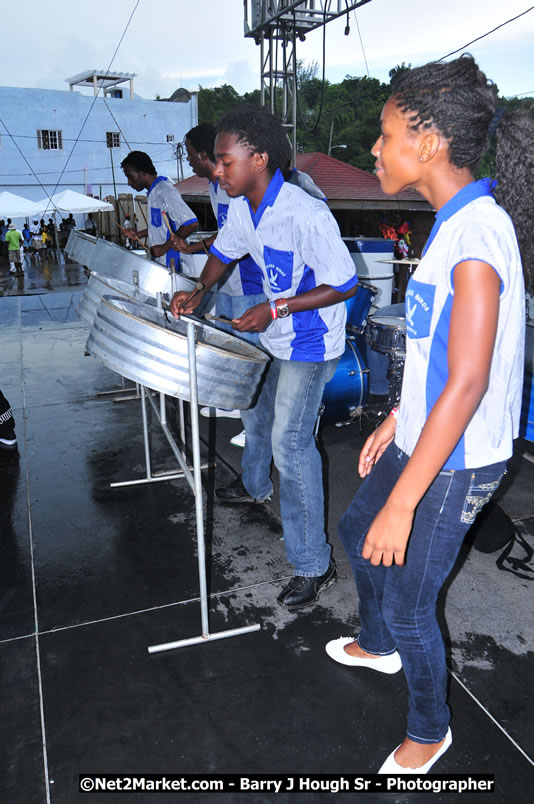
[376,258,420,265]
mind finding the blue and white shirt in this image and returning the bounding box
[208,180,263,296]
[396,180,525,469]
[211,168,358,362]
[147,176,198,273]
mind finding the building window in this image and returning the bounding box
[106,131,121,148]
[37,129,63,150]
[166,134,175,143]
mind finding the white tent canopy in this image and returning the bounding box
[0,191,44,219]
[36,189,114,216]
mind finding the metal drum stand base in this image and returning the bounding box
[140,319,260,653]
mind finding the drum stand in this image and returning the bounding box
[144,316,260,653]
[384,351,406,406]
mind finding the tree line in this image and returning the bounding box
[195,63,532,177]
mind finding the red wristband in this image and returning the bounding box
[269,300,278,320]
[389,407,399,419]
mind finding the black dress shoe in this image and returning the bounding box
[277,558,337,610]
[215,475,271,504]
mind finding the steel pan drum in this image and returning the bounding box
[76,272,153,326]
[90,238,215,315]
[65,230,97,266]
[87,298,270,410]
[67,231,215,315]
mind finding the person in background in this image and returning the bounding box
[122,213,134,249]
[327,54,532,774]
[85,213,96,236]
[179,123,267,440]
[22,223,31,253]
[0,391,17,454]
[65,213,76,231]
[121,151,198,274]
[170,106,359,610]
[0,220,8,260]
[30,220,42,255]
[6,223,24,275]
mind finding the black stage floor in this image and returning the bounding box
[1,275,534,802]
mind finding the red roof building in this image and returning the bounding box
[175,152,433,252]
[176,152,430,212]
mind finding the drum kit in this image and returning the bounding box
[321,281,407,426]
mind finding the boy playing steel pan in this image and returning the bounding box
[170,107,358,610]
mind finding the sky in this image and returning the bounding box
[1,1,533,102]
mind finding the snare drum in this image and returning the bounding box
[366,303,406,355]
[321,338,368,424]
[345,281,378,334]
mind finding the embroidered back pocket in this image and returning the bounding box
[460,472,504,525]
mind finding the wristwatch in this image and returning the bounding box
[275,298,291,318]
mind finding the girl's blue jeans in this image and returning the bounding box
[339,442,506,743]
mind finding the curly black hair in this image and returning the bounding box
[392,54,534,290]
[215,106,291,175]
[120,151,156,175]
[185,123,216,162]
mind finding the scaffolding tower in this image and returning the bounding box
[243,1,372,162]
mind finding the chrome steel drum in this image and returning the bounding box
[67,231,215,315]
[345,281,378,334]
[321,338,368,424]
[65,230,97,266]
[87,298,270,410]
[366,303,406,355]
[76,272,153,326]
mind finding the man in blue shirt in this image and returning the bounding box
[170,107,358,610]
[121,151,198,272]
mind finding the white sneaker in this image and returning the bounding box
[230,429,246,447]
[9,267,17,273]
[200,407,241,419]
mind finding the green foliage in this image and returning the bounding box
[193,68,534,174]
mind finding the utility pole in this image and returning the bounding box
[174,143,184,182]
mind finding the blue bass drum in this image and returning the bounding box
[345,280,378,334]
[321,338,369,425]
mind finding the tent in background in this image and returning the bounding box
[36,190,114,215]
[0,191,44,219]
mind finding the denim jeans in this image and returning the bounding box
[241,355,339,576]
[339,443,506,743]
[215,291,267,346]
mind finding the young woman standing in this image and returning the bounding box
[327,55,534,773]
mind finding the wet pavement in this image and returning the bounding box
[1,253,533,803]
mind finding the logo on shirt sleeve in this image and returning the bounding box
[151,207,162,228]
[405,278,435,339]
[263,246,294,293]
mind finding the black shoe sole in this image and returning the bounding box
[215,494,271,504]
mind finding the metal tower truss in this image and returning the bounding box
[243,2,372,161]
